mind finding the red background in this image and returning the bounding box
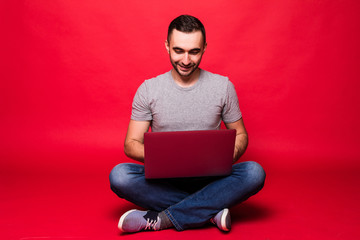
[1,0,360,239]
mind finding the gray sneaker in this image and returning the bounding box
[118,209,161,232]
[210,208,231,232]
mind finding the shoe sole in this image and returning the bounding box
[220,208,230,232]
[118,209,137,232]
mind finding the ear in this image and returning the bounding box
[165,40,170,54]
[203,42,207,52]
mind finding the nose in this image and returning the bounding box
[182,53,191,65]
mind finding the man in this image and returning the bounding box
[109,15,265,233]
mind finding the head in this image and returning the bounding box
[167,15,206,45]
[166,15,207,79]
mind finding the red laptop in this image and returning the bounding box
[144,129,236,179]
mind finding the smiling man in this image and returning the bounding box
[166,27,206,85]
[109,15,265,233]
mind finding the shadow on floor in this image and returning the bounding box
[231,201,274,222]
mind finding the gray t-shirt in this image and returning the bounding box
[131,69,242,132]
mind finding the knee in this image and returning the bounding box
[246,161,266,190]
[235,161,266,190]
[109,163,139,194]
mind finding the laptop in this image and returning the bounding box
[144,129,236,179]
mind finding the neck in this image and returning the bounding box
[171,68,201,88]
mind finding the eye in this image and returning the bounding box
[173,48,184,54]
[189,50,200,55]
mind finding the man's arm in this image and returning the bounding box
[225,118,248,163]
[124,120,151,163]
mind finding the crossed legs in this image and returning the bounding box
[109,161,265,231]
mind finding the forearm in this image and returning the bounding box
[123,120,150,163]
[225,119,248,163]
[124,139,145,163]
[233,132,248,163]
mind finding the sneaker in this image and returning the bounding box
[210,208,231,232]
[118,209,161,232]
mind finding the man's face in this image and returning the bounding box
[166,29,207,78]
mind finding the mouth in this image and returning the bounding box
[178,65,193,72]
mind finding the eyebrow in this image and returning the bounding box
[172,47,202,52]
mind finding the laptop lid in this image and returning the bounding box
[144,129,236,179]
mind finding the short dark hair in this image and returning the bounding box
[167,15,206,44]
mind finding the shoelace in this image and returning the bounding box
[144,218,159,230]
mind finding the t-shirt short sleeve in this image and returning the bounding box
[131,82,152,121]
[221,81,242,123]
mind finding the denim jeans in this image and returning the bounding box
[109,161,265,231]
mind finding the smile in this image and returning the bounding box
[179,65,193,71]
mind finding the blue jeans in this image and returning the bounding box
[109,161,265,231]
